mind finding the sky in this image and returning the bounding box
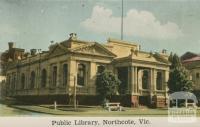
[0,0,200,55]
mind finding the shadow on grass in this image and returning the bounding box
[7,105,58,115]
[8,105,92,115]
[39,105,100,112]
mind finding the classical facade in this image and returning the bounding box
[1,33,170,107]
[181,52,200,91]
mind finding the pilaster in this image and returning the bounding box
[68,59,77,88]
[130,66,134,94]
[134,67,138,93]
[89,62,96,87]
[57,62,62,87]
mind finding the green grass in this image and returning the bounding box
[9,105,200,117]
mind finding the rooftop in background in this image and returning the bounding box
[181,52,200,63]
[181,52,200,69]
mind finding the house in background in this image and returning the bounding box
[181,52,200,94]
[1,33,170,107]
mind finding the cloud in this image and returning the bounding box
[81,5,183,39]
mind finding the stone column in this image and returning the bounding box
[130,66,134,94]
[150,68,156,94]
[16,69,20,91]
[149,68,153,92]
[68,59,77,105]
[164,70,169,90]
[68,59,77,92]
[134,67,138,93]
[57,62,62,87]
[149,68,155,106]
[46,65,51,88]
[25,68,29,89]
[36,66,39,89]
[154,69,157,91]
[129,66,139,107]
[164,70,169,97]
[89,62,96,94]
[149,69,152,89]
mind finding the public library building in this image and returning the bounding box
[1,33,170,107]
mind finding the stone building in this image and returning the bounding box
[1,33,170,107]
[181,52,200,92]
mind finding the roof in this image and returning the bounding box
[70,42,117,57]
[107,38,138,47]
[13,48,25,52]
[169,91,198,103]
[114,52,170,66]
[182,56,200,63]
[181,52,198,61]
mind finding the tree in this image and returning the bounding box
[168,53,193,93]
[169,53,182,69]
[96,70,121,102]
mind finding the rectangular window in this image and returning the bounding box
[142,70,149,89]
[196,73,200,79]
[156,72,163,90]
[77,64,86,86]
[12,73,16,90]
[52,66,57,87]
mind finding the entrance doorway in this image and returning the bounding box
[139,96,150,106]
[117,67,128,94]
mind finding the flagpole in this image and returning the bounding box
[121,0,124,40]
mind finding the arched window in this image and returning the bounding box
[63,64,68,86]
[156,72,163,90]
[77,64,86,86]
[21,73,25,89]
[41,69,47,88]
[142,70,149,89]
[52,66,57,87]
[30,71,35,89]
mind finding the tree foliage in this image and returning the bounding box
[96,70,121,101]
[168,53,193,93]
[169,53,182,70]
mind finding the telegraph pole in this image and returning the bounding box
[121,0,124,40]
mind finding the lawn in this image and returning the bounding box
[9,105,200,117]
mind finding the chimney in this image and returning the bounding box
[162,49,167,54]
[30,49,37,55]
[8,42,14,50]
[137,45,141,51]
[50,40,54,44]
[69,33,77,40]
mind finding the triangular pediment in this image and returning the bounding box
[71,42,116,57]
[48,44,68,57]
